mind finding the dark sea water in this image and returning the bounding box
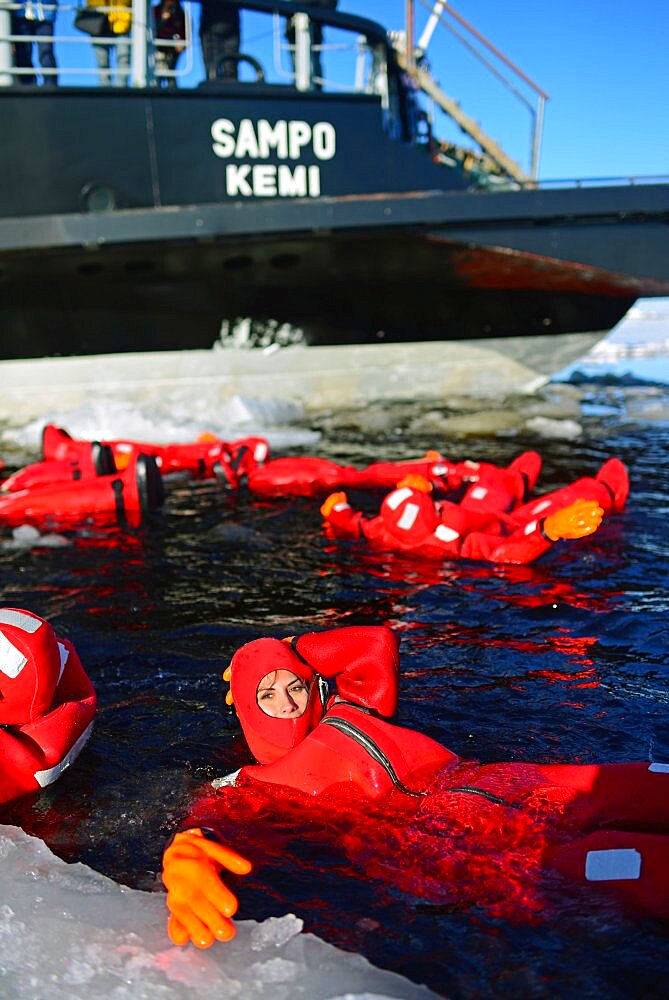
[1,366,669,999]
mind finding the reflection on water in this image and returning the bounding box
[1,374,669,997]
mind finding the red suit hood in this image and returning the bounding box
[379,486,440,544]
[229,638,326,764]
[0,608,62,724]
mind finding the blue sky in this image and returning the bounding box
[343,1,669,182]
[53,2,668,182]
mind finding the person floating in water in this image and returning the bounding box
[39,422,269,484]
[319,458,629,565]
[245,449,542,500]
[162,624,669,948]
[0,449,164,531]
[0,608,96,807]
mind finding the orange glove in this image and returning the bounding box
[112,448,134,471]
[320,491,348,519]
[221,664,234,705]
[396,474,432,493]
[543,499,604,541]
[162,829,252,948]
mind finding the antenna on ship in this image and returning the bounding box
[396,0,549,185]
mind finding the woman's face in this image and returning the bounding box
[256,669,310,718]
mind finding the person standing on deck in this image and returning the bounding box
[199,0,240,80]
[78,0,132,87]
[153,0,186,87]
[10,1,58,86]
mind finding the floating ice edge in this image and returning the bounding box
[0,824,436,1000]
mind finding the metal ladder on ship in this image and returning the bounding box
[397,0,550,186]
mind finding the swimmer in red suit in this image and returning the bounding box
[162,624,669,947]
[319,458,628,564]
[246,449,542,501]
[1,440,116,493]
[0,608,96,806]
[0,450,163,531]
[40,423,269,486]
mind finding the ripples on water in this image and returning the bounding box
[1,375,669,998]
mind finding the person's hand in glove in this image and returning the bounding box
[396,474,433,493]
[543,499,604,541]
[162,828,252,948]
[320,491,349,519]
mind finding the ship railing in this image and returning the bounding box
[214,2,391,106]
[0,0,197,87]
[524,175,669,189]
[400,0,550,185]
[464,174,669,194]
[0,1,392,98]
[268,11,386,102]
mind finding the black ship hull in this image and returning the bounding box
[1,1,668,363]
[1,181,668,357]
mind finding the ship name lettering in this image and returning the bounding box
[211,118,336,161]
[226,163,321,198]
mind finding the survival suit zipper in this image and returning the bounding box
[321,713,426,798]
[322,709,516,808]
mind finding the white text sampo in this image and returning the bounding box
[211,118,336,197]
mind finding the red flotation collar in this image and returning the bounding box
[229,638,326,764]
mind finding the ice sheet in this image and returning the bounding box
[0,825,436,1000]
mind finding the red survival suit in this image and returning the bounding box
[41,423,270,486]
[1,440,116,493]
[246,450,542,501]
[183,626,669,923]
[229,626,456,797]
[0,608,96,806]
[321,458,628,564]
[0,451,164,530]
